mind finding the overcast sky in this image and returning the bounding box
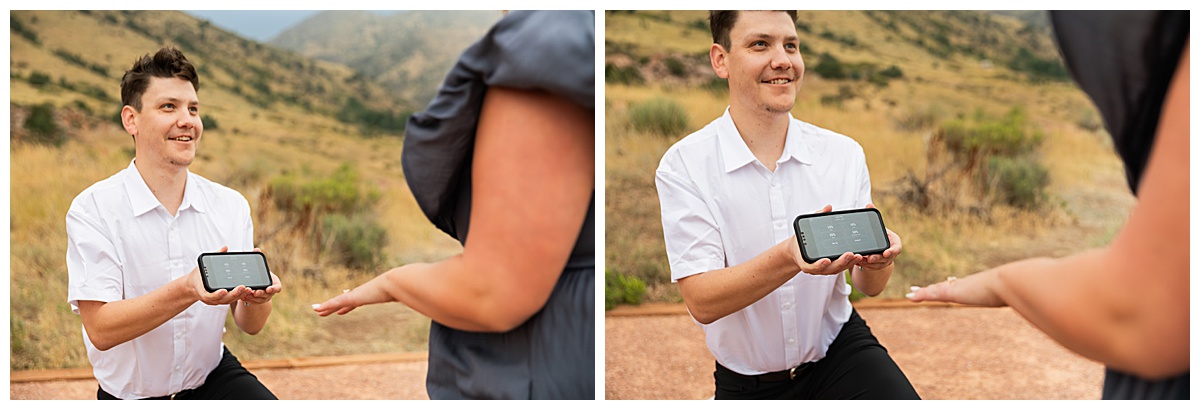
[183,10,401,43]
[183,11,321,42]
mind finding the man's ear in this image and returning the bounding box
[710,43,730,79]
[121,105,138,137]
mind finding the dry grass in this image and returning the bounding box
[10,100,460,372]
[603,11,1135,303]
[9,10,467,372]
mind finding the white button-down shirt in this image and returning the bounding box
[66,160,253,399]
[656,108,873,376]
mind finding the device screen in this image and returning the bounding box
[200,253,271,291]
[797,210,888,261]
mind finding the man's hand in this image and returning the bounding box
[187,246,249,305]
[788,205,863,275]
[239,272,281,305]
[238,248,282,306]
[856,204,902,271]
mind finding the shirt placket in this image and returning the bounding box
[768,173,800,367]
[167,215,186,393]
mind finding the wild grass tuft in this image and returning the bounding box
[628,97,690,137]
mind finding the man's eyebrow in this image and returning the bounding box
[744,32,800,42]
[153,96,199,105]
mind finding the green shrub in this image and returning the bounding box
[813,53,846,79]
[605,63,644,85]
[983,156,1049,209]
[940,107,1043,157]
[880,65,904,79]
[11,14,40,44]
[204,115,219,131]
[318,214,388,271]
[665,56,686,77]
[27,71,51,87]
[629,97,690,137]
[337,96,407,134]
[23,103,63,146]
[269,165,387,271]
[270,164,379,216]
[605,269,646,310]
[1008,47,1069,83]
[71,99,93,115]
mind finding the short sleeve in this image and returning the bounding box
[655,156,726,282]
[65,196,124,314]
[402,11,595,240]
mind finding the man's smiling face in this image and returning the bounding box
[714,11,805,115]
[125,76,203,169]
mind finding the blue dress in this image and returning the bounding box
[401,11,595,399]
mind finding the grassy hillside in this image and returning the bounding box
[270,10,500,107]
[604,10,1135,305]
[10,10,464,370]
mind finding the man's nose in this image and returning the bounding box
[176,112,196,128]
[770,46,792,71]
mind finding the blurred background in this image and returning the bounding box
[604,10,1135,309]
[9,10,503,371]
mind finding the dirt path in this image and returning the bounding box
[605,301,1104,400]
[10,358,430,400]
[10,301,1104,400]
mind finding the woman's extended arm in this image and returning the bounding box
[315,86,594,333]
[910,44,1189,379]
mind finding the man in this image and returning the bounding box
[655,11,919,399]
[66,46,281,400]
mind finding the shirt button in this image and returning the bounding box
[782,302,792,309]
[788,338,796,345]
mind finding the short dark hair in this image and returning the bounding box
[709,11,798,51]
[120,46,199,112]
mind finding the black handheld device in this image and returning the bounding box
[793,208,891,264]
[197,251,273,293]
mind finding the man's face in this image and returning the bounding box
[122,76,203,169]
[712,11,805,115]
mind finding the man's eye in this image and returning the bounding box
[189,107,199,114]
[752,41,768,47]
[162,103,175,110]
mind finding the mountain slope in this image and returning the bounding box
[10,10,413,137]
[270,10,500,106]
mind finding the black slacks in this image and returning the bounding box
[714,308,920,399]
[97,346,276,400]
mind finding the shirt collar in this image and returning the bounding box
[781,116,815,166]
[717,108,814,173]
[121,159,205,217]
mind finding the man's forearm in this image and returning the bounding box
[678,239,800,324]
[232,300,271,335]
[78,276,197,351]
[850,264,891,296]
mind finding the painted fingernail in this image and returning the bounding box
[910,286,920,291]
[342,289,350,293]
[312,304,320,309]
[905,292,915,299]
